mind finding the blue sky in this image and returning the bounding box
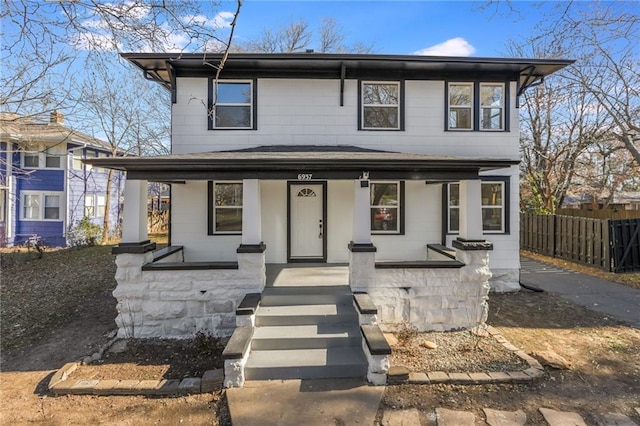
[218,1,547,57]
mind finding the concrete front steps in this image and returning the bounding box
[244,285,368,381]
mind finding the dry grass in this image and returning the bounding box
[521,250,640,290]
[0,245,117,353]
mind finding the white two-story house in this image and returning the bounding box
[91,53,571,385]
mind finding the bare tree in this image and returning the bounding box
[238,17,373,53]
[72,56,170,241]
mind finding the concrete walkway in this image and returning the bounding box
[520,258,640,327]
[226,378,383,426]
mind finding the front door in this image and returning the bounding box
[289,183,325,261]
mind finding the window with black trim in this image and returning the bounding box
[446,82,507,131]
[212,181,243,234]
[370,181,403,234]
[211,81,254,129]
[446,179,508,234]
[361,81,401,130]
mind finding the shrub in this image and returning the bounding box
[69,216,103,246]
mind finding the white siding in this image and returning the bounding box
[260,180,287,263]
[172,78,520,158]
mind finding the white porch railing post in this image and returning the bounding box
[459,179,483,240]
[121,178,149,243]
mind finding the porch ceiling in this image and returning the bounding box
[84,146,519,181]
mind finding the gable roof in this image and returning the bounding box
[122,52,574,96]
[0,112,112,151]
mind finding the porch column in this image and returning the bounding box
[121,178,149,243]
[353,178,371,244]
[237,179,266,293]
[349,178,376,290]
[459,179,483,240]
[241,179,261,245]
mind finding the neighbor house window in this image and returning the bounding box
[447,82,508,131]
[370,182,402,233]
[45,149,61,168]
[448,83,473,130]
[361,82,401,130]
[23,152,39,168]
[21,192,62,221]
[85,150,96,171]
[97,195,106,217]
[447,180,507,233]
[84,194,95,217]
[213,182,243,233]
[211,81,254,129]
[44,195,60,219]
[480,83,504,130]
[72,150,83,170]
[23,194,40,219]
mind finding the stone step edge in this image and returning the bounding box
[48,364,224,396]
[388,325,546,386]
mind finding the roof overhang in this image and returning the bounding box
[121,52,574,98]
[85,148,519,182]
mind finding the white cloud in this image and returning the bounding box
[414,37,476,57]
[182,11,235,29]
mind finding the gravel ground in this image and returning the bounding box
[390,329,528,373]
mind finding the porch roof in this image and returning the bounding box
[85,145,518,181]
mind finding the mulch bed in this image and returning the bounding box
[69,336,225,381]
[390,329,528,373]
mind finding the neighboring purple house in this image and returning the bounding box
[0,112,123,247]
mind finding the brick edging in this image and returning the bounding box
[388,325,545,385]
[48,364,224,396]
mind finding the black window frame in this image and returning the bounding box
[442,176,510,236]
[445,81,510,132]
[370,180,405,235]
[207,180,243,235]
[358,80,405,131]
[207,79,258,131]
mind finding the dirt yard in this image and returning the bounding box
[1,246,639,425]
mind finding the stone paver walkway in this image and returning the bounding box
[483,408,527,426]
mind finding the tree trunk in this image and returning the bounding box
[102,168,113,242]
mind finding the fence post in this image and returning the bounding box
[604,219,612,272]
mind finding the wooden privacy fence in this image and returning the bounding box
[520,213,640,273]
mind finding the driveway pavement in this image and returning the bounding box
[520,257,640,327]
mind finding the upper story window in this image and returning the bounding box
[480,83,504,130]
[72,150,83,170]
[22,145,64,169]
[446,179,508,234]
[370,181,404,234]
[210,81,255,130]
[360,81,403,130]
[448,83,473,130]
[211,181,243,234]
[447,82,508,131]
[85,150,96,171]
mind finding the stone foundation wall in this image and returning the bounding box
[113,252,265,339]
[349,249,492,332]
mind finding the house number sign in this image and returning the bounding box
[297,173,313,181]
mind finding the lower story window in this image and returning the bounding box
[370,181,402,234]
[213,182,243,233]
[21,192,62,221]
[447,180,506,233]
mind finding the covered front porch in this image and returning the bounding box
[90,147,513,338]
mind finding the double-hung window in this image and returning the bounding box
[448,83,473,130]
[212,182,243,233]
[21,192,62,220]
[446,181,507,233]
[370,182,402,234]
[84,194,95,217]
[45,148,61,168]
[361,82,401,130]
[480,83,504,130]
[211,81,254,129]
[447,82,506,131]
[23,151,40,168]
